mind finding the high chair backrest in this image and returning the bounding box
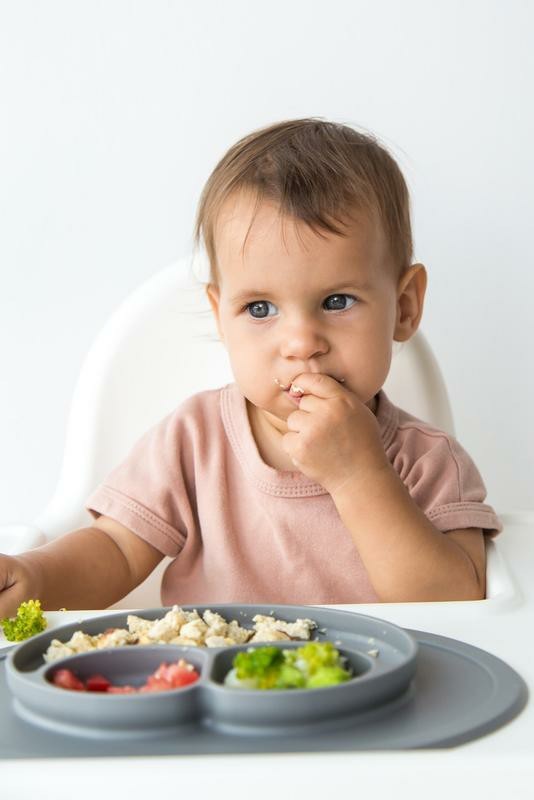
[35,257,455,608]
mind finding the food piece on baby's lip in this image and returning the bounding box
[273,378,305,397]
[274,377,290,391]
[274,375,345,393]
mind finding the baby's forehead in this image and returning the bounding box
[214,193,390,282]
[218,193,385,256]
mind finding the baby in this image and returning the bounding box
[0,118,502,616]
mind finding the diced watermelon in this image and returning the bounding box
[50,658,199,694]
[165,664,199,688]
[86,674,112,692]
[153,660,199,687]
[142,675,173,692]
[52,669,85,691]
[107,685,137,694]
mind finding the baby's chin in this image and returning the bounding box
[246,395,289,424]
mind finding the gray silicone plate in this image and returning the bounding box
[6,604,416,738]
[0,604,528,757]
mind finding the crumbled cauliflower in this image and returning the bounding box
[127,614,155,636]
[144,618,180,643]
[249,628,290,642]
[97,628,137,649]
[163,606,188,630]
[202,610,228,637]
[251,614,317,641]
[168,636,201,647]
[183,609,202,623]
[226,620,251,644]
[43,607,317,662]
[71,631,99,651]
[44,631,98,663]
[179,619,209,642]
[44,640,73,662]
[204,635,238,648]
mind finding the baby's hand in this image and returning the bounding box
[0,553,39,619]
[281,373,389,496]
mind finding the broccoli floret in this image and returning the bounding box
[0,599,47,642]
[234,646,284,689]
[294,642,351,686]
[227,642,352,690]
[273,662,306,689]
[231,648,304,690]
[294,641,341,675]
[306,665,351,688]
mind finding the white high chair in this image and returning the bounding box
[1,255,512,609]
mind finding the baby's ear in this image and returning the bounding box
[394,263,427,342]
[205,284,225,343]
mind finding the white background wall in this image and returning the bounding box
[0,0,532,525]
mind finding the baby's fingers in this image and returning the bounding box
[0,555,31,618]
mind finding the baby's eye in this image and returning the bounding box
[323,294,358,311]
[245,300,278,319]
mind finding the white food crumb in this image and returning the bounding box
[249,628,290,642]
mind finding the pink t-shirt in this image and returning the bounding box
[85,384,502,605]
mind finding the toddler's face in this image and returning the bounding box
[206,191,423,431]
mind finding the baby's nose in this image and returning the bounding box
[279,327,328,362]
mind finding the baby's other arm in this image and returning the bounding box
[280,372,487,602]
[332,469,486,602]
[0,516,163,617]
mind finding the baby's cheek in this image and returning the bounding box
[227,345,265,392]
[371,336,394,380]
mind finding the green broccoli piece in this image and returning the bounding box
[306,665,351,688]
[0,599,47,642]
[273,662,306,689]
[228,642,352,690]
[294,642,351,687]
[234,646,284,689]
[294,641,342,675]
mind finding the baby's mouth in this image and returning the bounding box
[274,376,345,396]
[274,378,303,396]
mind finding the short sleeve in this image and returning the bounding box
[85,410,194,557]
[390,427,502,537]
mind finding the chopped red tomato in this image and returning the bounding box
[85,674,112,692]
[50,659,200,693]
[52,669,85,691]
[141,676,173,692]
[156,661,200,688]
[107,685,137,694]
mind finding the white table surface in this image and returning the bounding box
[1,512,533,799]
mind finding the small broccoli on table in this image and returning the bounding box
[1,599,47,642]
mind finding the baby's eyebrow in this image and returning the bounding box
[229,288,271,303]
[229,281,372,305]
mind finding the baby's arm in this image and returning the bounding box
[0,516,163,617]
[281,372,489,602]
[332,472,486,602]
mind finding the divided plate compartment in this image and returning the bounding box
[5,604,418,739]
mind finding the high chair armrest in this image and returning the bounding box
[0,523,46,555]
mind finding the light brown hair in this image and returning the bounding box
[193,117,413,283]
